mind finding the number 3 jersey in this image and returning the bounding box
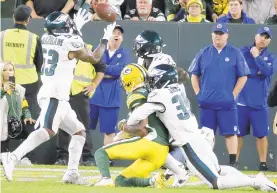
[147,83,199,145]
[38,34,84,101]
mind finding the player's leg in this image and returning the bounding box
[59,101,87,184]
[94,138,168,187]
[182,139,276,191]
[164,147,189,187]
[250,107,269,171]
[217,108,239,166]
[115,159,164,188]
[115,141,168,188]
[99,107,119,145]
[218,165,276,191]
[236,105,251,162]
[1,98,59,181]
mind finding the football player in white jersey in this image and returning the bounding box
[124,64,277,191]
[1,9,116,184]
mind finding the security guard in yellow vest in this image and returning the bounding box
[56,44,106,166]
[0,5,43,119]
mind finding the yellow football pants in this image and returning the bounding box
[103,137,169,178]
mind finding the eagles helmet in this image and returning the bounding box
[147,64,178,90]
[133,30,164,58]
[44,11,78,36]
[120,63,148,94]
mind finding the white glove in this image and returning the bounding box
[74,8,92,36]
[102,22,116,41]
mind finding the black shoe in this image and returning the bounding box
[55,159,67,165]
[259,163,268,171]
[109,160,114,166]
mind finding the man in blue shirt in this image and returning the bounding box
[188,23,250,166]
[90,25,131,145]
[237,27,277,171]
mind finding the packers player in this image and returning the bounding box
[93,63,169,187]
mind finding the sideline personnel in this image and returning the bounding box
[0,5,43,119]
[237,27,277,171]
[188,23,250,167]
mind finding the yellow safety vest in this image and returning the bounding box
[0,29,38,85]
[71,44,97,98]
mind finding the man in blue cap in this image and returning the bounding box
[236,26,277,171]
[188,23,250,167]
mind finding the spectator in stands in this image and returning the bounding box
[167,0,206,21]
[265,0,277,25]
[91,0,122,20]
[55,44,106,166]
[0,5,43,120]
[217,0,255,24]
[25,0,78,19]
[243,0,275,24]
[0,61,36,165]
[206,0,229,22]
[237,27,277,171]
[90,25,130,145]
[178,0,209,22]
[124,0,166,21]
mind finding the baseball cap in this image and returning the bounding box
[114,25,124,34]
[256,26,273,39]
[14,5,31,22]
[212,23,229,34]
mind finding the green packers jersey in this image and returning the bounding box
[126,87,169,145]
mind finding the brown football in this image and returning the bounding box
[95,3,117,22]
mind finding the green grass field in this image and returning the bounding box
[1,165,277,193]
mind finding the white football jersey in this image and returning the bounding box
[38,34,84,101]
[147,83,199,145]
[137,53,176,70]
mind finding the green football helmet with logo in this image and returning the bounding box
[133,30,164,58]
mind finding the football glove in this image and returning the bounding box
[74,8,92,36]
[102,22,116,41]
[113,131,135,142]
[117,119,126,131]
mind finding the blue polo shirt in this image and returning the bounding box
[188,44,250,109]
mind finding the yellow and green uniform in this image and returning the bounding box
[94,87,169,187]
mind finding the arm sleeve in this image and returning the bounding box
[33,37,43,72]
[236,50,250,77]
[105,50,131,77]
[93,58,107,73]
[127,102,165,125]
[21,99,32,119]
[188,49,203,76]
[253,54,277,77]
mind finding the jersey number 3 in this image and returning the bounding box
[171,94,190,120]
[41,48,59,76]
